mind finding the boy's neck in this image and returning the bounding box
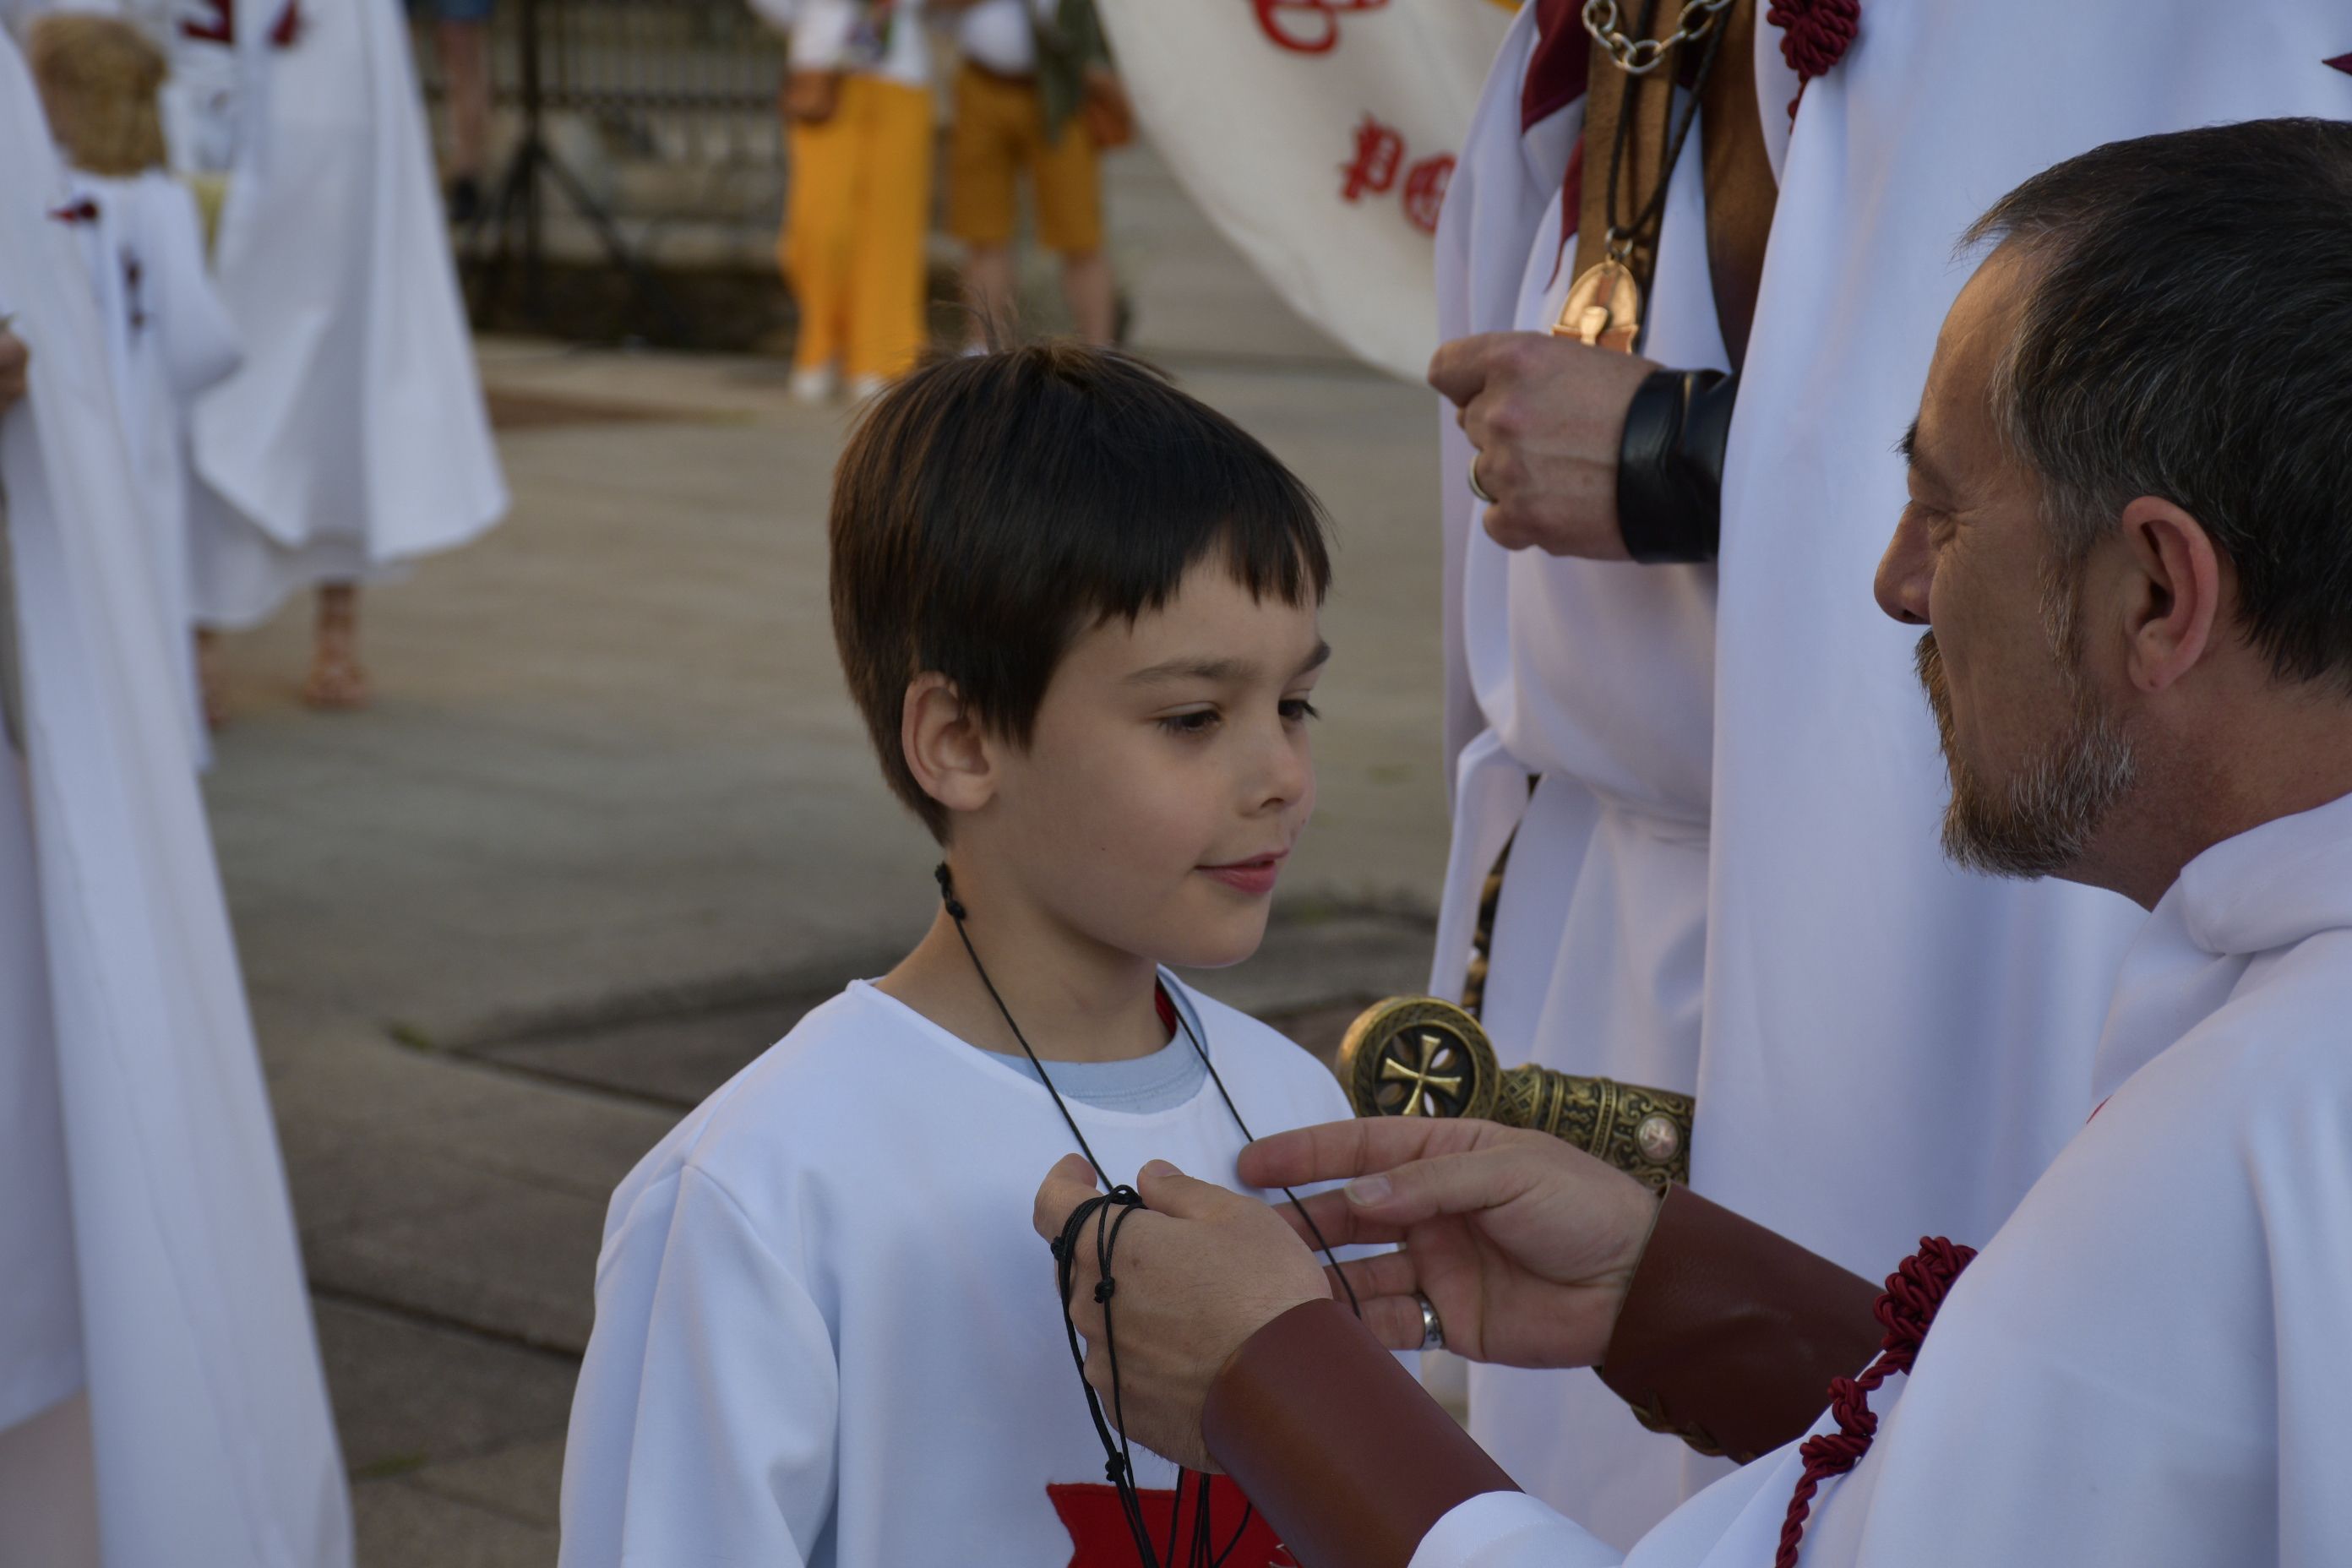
[875,876,1173,1066]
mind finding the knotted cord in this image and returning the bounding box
[938,864,1360,1565]
[1773,1236,1978,1567]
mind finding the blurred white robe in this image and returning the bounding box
[187,0,505,627]
[1429,6,1728,1543]
[1413,787,2352,1567]
[56,167,240,760]
[0,30,350,1568]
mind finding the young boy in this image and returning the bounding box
[560,344,1367,1565]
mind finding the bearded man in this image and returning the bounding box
[1037,115,2352,1568]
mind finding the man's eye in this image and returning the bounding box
[1280,699,1321,724]
[1159,710,1219,737]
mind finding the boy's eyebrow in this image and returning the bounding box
[1125,641,1331,687]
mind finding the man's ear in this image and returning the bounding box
[901,672,996,817]
[2115,496,2226,695]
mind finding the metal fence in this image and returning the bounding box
[415,0,787,170]
[412,0,794,340]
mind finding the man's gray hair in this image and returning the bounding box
[1965,117,2352,690]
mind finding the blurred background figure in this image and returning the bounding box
[177,0,507,712]
[944,0,1125,347]
[24,9,239,754]
[409,0,498,221]
[0,27,351,1568]
[756,0,934,404]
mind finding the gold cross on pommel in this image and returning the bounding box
[1380,1030,1465,1117]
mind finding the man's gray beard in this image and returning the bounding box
[1915,629,2138,879]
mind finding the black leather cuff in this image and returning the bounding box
[1616,368,1737,564]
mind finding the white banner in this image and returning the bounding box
[1100,0,1516,381]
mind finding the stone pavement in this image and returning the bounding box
[199,150,1451,1565]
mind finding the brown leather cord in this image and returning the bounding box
[1697,0,1777,369]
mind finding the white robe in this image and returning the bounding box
[0,31,350,1568]
[1412,786,2352,1567]
[1429,8,1729,1541]
[187,0,506,628]
[561,977,1380,1568]
[57,167,240,761]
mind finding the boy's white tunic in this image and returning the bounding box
[1408,787,2352,1567]
[1432,0,2347,1538]
[0,31,348,1566]
[186,0,505,627]
[562,978,1360,1566]
[57,166,239,758]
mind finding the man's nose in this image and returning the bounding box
[1874,510,1934,625]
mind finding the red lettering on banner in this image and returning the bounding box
[1252,0,1388,56]
[1339,113,1404,202]
[1401,153,1454,233]
[180,0,303,48]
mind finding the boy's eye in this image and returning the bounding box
[1280,698,1321,724]
[1159,710,1219,737]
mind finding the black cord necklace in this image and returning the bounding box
[935,864,1360,1567]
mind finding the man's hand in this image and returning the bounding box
[1032,1155,1329,1473]
[782,68,841,124]
[1429,331,1658,559]
[0,327,28,415]
[1239,1118,1658,1368]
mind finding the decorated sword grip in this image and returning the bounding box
[1337,996,1692,1191]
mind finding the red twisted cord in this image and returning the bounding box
[1763,0,1860,116]
[1773,1237,1976,1568]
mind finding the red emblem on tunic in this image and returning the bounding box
[2326,52,2352,76]
[1252,0,1388,57]
[1048,1478,1296,1566]
[1339,113,1404,202]
[1401,153,1454,234]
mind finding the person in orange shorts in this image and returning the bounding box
[945,0,1124,346]
[760,0,937,403]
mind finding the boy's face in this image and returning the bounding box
[987,560,1326,971]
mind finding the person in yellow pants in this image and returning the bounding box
[945,0,1118,346]
[765,0,935,402]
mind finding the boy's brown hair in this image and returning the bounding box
[830,344,1332,841]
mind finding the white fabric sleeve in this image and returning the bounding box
[781,0,860,69]
[150,181,240,396]
[558,1167,839,1568]
[1407,1491,1625,1568]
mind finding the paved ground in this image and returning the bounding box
[200,146,1451,1565]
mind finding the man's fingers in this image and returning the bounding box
[1135,1159,1238,1221]
[1428,332,1517,407]
[1326,1244,1418,1302]
[1342,1146,1535,1229]
[1032,1152,1102,1244]
[1240,1116,1487,1191]
[1277,1187,1404,1250]
[1358,1294,1435,1353]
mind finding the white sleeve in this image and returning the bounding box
[1407,1492,1625,1568]
[558,1167,840,1568]
[150,181,240,396]
[780,0,859,69]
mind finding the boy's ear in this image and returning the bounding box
[901,672,997,818]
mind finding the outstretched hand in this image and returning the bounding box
[1032,1155,1330,1474]
[1238,1118,1658,1368]
[1430,331,1658,559]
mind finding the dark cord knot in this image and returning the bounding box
[1094,1278,1116,1303]
[934,863,969,921]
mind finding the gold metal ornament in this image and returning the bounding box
[1554,259,1644,352]
[1338,996,1693,1190]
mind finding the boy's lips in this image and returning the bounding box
[1198,851,1288,897]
